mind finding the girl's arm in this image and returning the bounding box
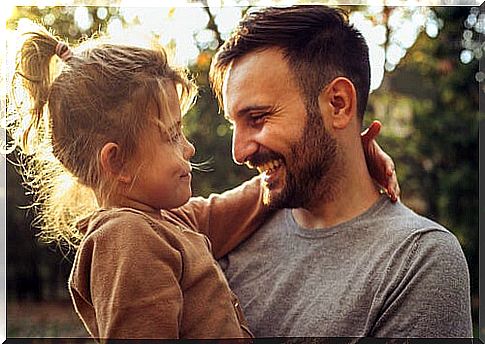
[168,176,270,259]
[361,120,400,202]
[70,212,183,339]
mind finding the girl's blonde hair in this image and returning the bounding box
[8,23,197,248]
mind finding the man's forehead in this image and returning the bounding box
[225,49,287,82]
[222,49,290,115]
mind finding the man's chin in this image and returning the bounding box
[262,185,295,209]
[262,185,280,207]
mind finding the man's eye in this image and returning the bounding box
[250,113,267,124]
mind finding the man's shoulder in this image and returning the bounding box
[367,202,472,338]
[369,200,464,256]
[373,199,449,235]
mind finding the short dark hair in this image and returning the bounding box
[209,5,371,120]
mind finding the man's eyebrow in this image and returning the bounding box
[225,105,272,121]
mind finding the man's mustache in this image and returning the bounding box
[246,150,285,169]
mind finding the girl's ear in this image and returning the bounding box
[99,142,132,184]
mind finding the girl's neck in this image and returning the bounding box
[96,193,162,219]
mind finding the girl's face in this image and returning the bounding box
[124,84,195,211]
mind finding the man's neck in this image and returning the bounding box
[291,150,381,229]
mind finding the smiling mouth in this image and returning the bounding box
[256,159,283,176]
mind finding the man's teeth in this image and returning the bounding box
[257,159,283,174]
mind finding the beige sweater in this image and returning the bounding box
[69,177,267,340]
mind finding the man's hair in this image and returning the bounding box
[210,5,371,120]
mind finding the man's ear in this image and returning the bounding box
[320,77,357,130]
[99,142,132,184]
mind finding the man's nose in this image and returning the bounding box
[232,126,258,165]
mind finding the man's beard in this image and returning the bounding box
[260,107,339,209]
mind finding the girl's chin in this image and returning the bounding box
[170,192,192,209]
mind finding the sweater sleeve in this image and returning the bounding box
[167,176,270,259]
[76,212,184,339]
[371,229,472,337]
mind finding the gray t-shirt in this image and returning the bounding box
[219,196,472,338]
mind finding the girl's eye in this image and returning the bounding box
[170,132,182,142]
[169,129,185,144]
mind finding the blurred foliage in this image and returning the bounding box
[5,4,480,335]
[6,6,123,40]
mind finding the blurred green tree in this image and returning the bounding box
[7,6,122,40]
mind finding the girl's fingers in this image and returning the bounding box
[361,120,382,142]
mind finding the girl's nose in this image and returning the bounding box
[184,137,196,160]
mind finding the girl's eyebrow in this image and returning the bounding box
[167,120,182,133]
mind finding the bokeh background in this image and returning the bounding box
[1,1,481,339]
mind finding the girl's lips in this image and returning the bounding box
[180,170,192,179]
[180,167,192,178]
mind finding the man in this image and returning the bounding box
[209,5,472,338]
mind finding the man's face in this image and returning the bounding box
[222,48,339,209]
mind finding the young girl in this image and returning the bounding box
[8,23,397,340]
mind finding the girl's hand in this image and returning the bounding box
[361,120,400,202]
